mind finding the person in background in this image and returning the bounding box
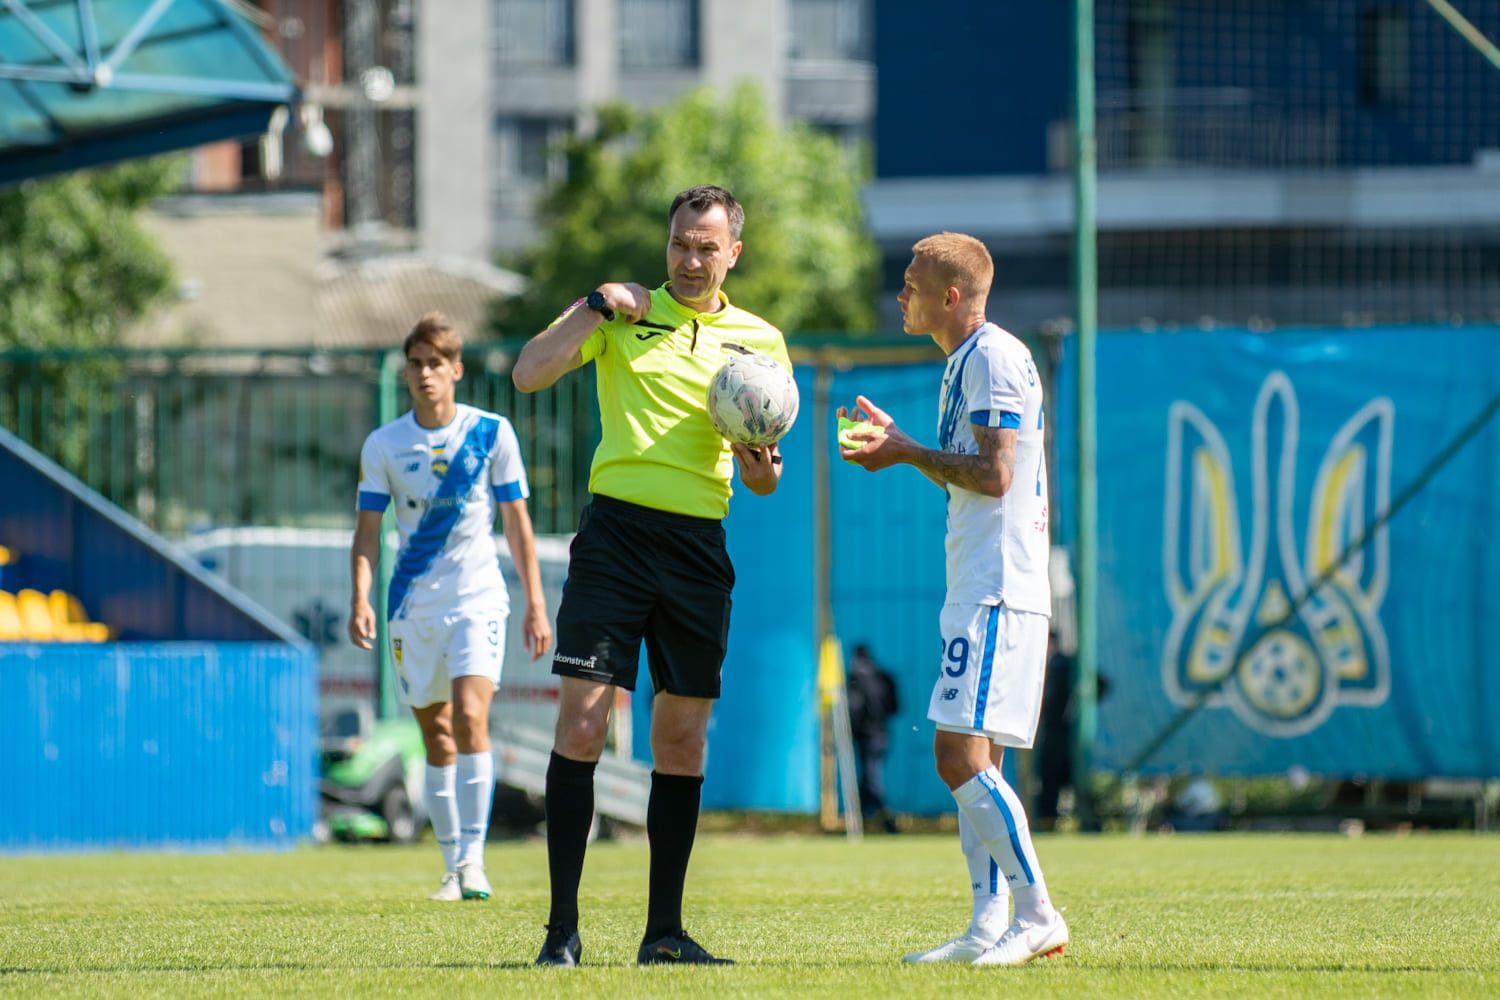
[1035,631,1073,831]
[845,643,901,834]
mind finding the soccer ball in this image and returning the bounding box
[706,353,800,447]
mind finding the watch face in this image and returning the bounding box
[587,291,606,311]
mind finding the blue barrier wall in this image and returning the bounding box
[3,642,318,850]
[1055,325,1500,778]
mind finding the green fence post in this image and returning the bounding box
[1072,0,1100,830]
[375,350,403,720]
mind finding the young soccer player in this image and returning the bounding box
[349,312,552,901]
[841,233,1068,966]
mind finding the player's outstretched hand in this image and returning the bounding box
[348,600,377,650]
[839,395,912,472]
[523,603,553,660]
[731,441,781,496]
[596,281,653,323]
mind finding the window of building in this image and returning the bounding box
[620,0,699,68]
[788,0,871,61]
[495,0,575,66]
[496,116,572,186]
[1359,6,1408,107]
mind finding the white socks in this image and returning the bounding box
[456,751,494,868]
[952,766,1053,925]
[425,763,460,872]
[959,812,1011,941]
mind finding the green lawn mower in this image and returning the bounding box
[317,707,428,843]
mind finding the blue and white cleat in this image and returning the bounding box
[971,914,1068,967]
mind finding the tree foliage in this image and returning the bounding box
[0,157,181,350]
[493,84,879,339]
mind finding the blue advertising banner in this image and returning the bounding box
[1056,325,1500,778]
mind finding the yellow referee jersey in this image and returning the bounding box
[569,283,791,519]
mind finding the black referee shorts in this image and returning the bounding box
[551,494,735,698]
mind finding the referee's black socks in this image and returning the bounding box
[644,770,705,942]
[544,751,598,929]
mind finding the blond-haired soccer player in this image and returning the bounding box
[841,233,1067,966]
[350,312,552,902]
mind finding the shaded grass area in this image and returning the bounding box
[1,833,1495,998]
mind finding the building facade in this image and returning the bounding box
[423,0,875,260]
[866,0,1500,331]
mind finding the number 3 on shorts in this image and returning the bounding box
[943,636,970,677]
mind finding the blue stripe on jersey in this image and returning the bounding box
[387,416,499,619]
[491,481,525,503]
[990,857,1000,894]
[939,337,984,451]
[972,604,1000,728]
[970,410,1021,429]
[358,490,390,512]
[978,769,1037,885]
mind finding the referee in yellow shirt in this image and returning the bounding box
[512,185,789,967]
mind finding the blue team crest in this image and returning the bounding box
[1161,371,1394,737]
[430,443,448,479]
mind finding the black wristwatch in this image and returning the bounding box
[585,290,615,322]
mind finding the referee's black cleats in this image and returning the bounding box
[534,925,581,967]
[637,929,734,966]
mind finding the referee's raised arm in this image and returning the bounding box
[513,281,651,392]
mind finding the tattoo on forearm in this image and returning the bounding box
[918,426,1015,494]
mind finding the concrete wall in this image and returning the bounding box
[418,0,492,261]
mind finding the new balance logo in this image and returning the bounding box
[405,462,420,472]
[941,688,959,701]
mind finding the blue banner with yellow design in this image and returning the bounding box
[1055,325,1500,778]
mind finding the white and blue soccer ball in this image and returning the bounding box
[706,353,800,447]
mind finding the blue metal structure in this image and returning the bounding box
[0,0,296,184]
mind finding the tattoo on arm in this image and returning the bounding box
[915,426,1016,497]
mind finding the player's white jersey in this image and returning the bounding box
[357,404,529,621]
[938,322,1050,614]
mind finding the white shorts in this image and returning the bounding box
[388,611,506,709]
[928,603,1049,748]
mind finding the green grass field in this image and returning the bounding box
[1,832,1495,998]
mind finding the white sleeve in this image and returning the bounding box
[356,433,391,512]
[965,341,1028,430]
[489,417,530,502]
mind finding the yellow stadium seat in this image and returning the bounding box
[48,590,112,642]
[0,545,13,566]
[16,589,56,641]
[0,592,23,641]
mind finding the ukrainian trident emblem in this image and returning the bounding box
[1162,372,1393,737]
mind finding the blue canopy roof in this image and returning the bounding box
[0,0,296,184]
